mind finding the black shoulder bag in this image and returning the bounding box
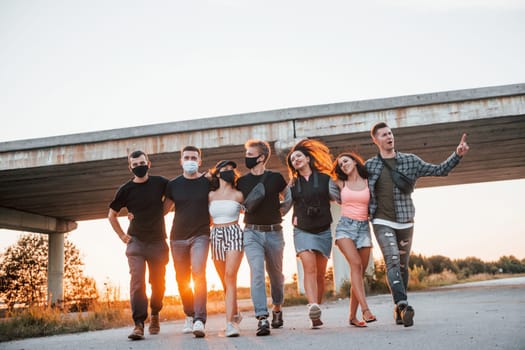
[378,154,415,194]
[243,171,268,213]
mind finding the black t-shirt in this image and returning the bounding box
[165,174,211,240]
[237,170,287,225]
[109,175,168,242]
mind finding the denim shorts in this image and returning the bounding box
[293,227,332,259]
[335,216,372,249]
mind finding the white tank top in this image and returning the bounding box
[209,200,241,224]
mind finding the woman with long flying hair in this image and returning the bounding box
[286,138,339,329]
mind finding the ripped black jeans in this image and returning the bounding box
[372,224,414,304]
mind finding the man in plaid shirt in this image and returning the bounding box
[365,122,470,327]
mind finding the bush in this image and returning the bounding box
[407,265,429,290]
[424,269,458,287]
[368,261,390,294]
[496,255,525,273]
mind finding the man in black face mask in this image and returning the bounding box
[108,150,170,340]
[237,139,289,336]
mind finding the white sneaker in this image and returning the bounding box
[225,322,240,337]
[182,316,193,334]
[193,320,205,338]
[308,303,323,329]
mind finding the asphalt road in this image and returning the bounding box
[2,277,524,350]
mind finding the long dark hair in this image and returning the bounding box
[332,151,369,181]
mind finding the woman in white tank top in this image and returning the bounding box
[333,151,377,328]
[208,160,244,337]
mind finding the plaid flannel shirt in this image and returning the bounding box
[365,151,461,223]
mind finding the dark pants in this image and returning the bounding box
[126,238,169,325]
[372,224,414,304]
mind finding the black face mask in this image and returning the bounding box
[245,156,260,169]
[132,165,149,178]
[219,170,235,184]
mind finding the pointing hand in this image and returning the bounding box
[456,133,470,157]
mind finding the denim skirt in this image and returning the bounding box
[293,227,332,258]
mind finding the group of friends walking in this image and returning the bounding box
[108,122,470,340]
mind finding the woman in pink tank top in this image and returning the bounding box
[333,151,377,327]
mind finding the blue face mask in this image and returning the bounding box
[182,160,198,174]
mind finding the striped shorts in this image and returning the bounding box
[210,223,243,261]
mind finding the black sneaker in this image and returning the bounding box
[256,317,271,336]
[271,311,283,329]
[401,305,415,327]
[394,305,403,325]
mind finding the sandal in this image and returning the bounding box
[362,309,377,323]
[349,318,367,328]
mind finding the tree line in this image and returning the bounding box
[409,253,525,277]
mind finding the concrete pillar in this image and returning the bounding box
[296,258,305,294]
[48,233,64,305]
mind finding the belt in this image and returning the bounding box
[245,224,282,232]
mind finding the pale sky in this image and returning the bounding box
[1,1,524,296]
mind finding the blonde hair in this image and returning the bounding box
[244,139,271,164]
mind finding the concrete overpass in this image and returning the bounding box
[1,83,524,303]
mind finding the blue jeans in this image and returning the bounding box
[243,228,285,318]
[170,235,210,323]
[372,224,414,304]
[126,238,169,325]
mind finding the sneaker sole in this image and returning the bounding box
[402,306,415,327]
[128,334,144,340]
[193,330,205,338]
[256,328,271,336]
[311,318,324,329]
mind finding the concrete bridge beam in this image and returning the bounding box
[0,207,77,234]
